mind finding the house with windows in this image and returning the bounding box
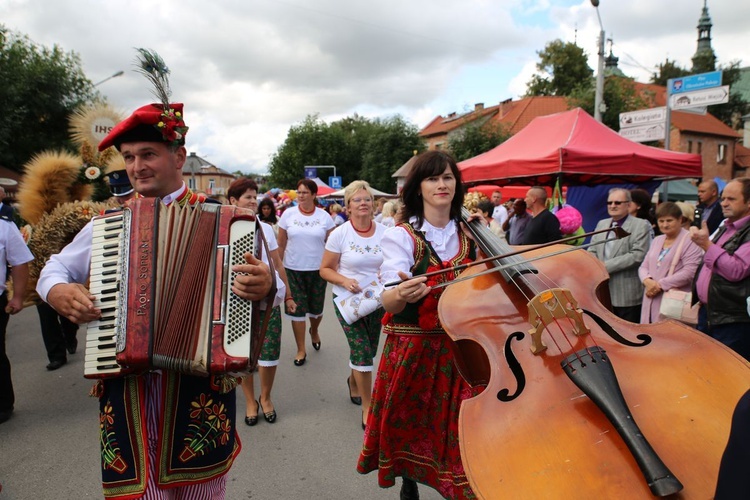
[182,152,236,202]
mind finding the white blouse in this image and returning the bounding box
[380,218,460,286]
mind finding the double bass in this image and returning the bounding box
[438,211,750,498]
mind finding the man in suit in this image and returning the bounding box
[588,188,653,322]
[697,179,723,235]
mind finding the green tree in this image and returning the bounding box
[447,120,510,162]
[268,114,423,191]
[360,116,424,192]
[525,40,593,97]
[709,61,749,130]
[650,58,690,87]
[268,115,350,188]
[569,76,649,131]
[0,26,98,171]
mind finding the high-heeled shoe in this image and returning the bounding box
[244,400,259,426]
[259,399,277,424]
[400,478,420,500]
[361,411,367,431]
[310,327,321,351]
[347,377,362,405]
[294,354,306,366]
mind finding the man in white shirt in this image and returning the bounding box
[491,190,509,227]
[0,219,33,424]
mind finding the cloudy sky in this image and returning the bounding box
[3,0,748,175]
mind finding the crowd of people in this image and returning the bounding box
[1,81,749,498]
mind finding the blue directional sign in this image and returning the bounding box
[669,71,722,95]
[329,176,342,189]
[304,167,317,179]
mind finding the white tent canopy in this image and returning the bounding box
[319,186,398,199]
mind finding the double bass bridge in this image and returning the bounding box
[526,287,590,354]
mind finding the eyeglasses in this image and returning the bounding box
[350,197,372,204]
[607,201,628,206]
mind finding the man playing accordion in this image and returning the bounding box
[37,95,284,498]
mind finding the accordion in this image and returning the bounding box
[84,197,269,379]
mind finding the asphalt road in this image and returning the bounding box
[0,287,443,499]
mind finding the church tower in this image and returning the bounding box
[691,0,717,72]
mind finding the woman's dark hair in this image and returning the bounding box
[630,188,653,219]
[258,197,277,224]
[296,178,318,195]
[400,150,464,227]
[227,178,259,202]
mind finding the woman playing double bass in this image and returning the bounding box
[357,151,483,499]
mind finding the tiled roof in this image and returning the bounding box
[735,144,750,168]
[419,104,500,137]
[633,80,739,137]
[419,96,569,138]
[182,152,234,176]
[490,96,569,134]
[671,110,741,138]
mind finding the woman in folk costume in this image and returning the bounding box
[357,150,484,500]
[36,49,283,499]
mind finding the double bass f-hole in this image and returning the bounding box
[446,208,684,497]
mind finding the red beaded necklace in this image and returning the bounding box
[298,204,316,215]
[351,219,373,235]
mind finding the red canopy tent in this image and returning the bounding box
[458,108,702,186]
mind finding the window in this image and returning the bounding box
[717,143,727,164]
[697,141,702,155]
[687,140,693,153]
[188,178,196,189]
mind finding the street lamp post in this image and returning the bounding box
[93,70,124,87]
[591,0,605,122]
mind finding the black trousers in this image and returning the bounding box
[0,292,14,412]
[36,301,78,363]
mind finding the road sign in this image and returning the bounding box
[619,123,666,143]
[328,176,342,189]
[670,85,729,110]
[619,107,666,129]
[669,70,722,95]
[304,167,317,179]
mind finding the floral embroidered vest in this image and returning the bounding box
[95,188,240,499]
[383,221,475,336]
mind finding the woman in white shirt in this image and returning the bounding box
[277,179,335,366]
[228,178,295,425]
[320,181,386,430]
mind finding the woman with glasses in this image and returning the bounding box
[320,181,386,430]
[277,179,335,366]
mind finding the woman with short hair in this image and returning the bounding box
[277,179,335,365]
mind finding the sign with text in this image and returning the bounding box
[619,123,666,143]
[619,107,666,129]
[329,176,342,189]
[670,86,729,110]
[304,167,317,179]
[669,71,722,95]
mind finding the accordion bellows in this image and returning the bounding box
[84,197,264,378]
